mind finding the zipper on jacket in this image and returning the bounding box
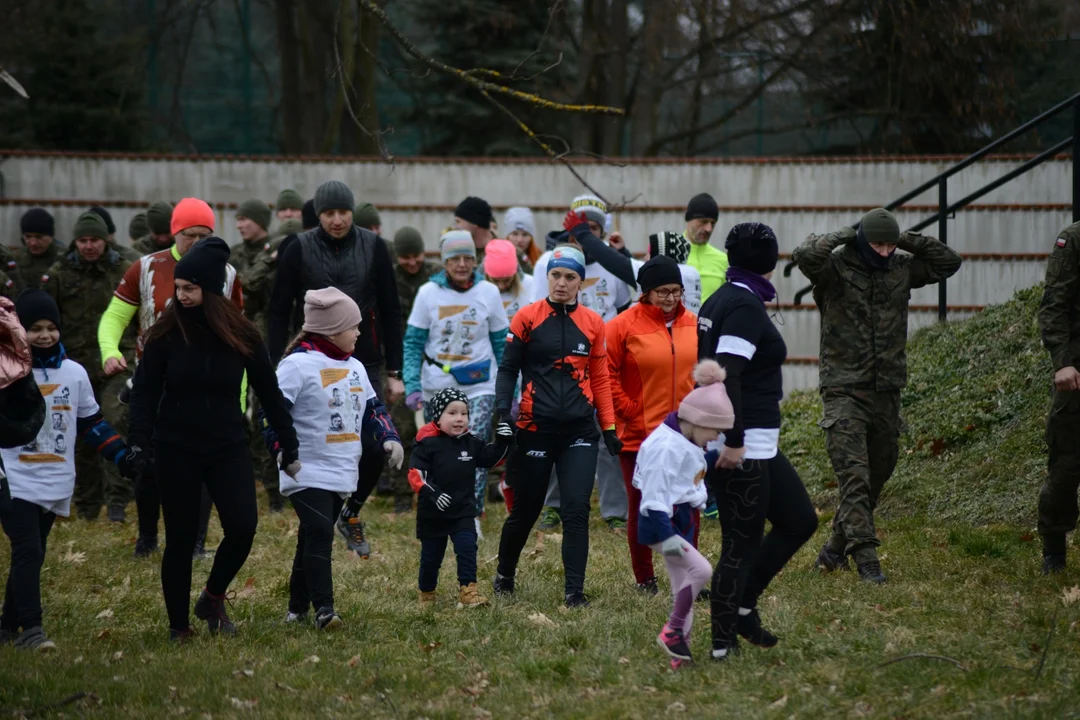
[668,326,676,410]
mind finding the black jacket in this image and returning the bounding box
[407,422,509,539]
[267,226,402,370]
[129,308,298,455]
[0,371,46,511]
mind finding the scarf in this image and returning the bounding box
[30,342,65,381]
[303,334,354,362]
[726,267,777,303]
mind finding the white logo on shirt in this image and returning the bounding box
[526,450,547,458]
[458,451,473,462]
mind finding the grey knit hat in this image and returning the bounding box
[314,180,355,216]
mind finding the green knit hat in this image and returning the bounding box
[128,212,149,239]
[237,198,272,231]
[276,189,304,211]
[354,202,381,230]
[146,201,174,235]
[860,208,900,245]
[393,226,425,257]
[72,211,109,242]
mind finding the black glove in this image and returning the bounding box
[495,414,515,444]
[118,445,149,481]
[603,429,623,456]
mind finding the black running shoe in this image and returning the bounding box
[710,637,740,662]
[1043,554,1067,575]
[656,622,692,661]
[857,559,888,584]
[193,589,236,635]
[736,609,778,648]
[637,577,659,595]
[493,572,515,597]
[564,592,590,608]
[133,534,158,558]
[315,606,343,631]
[107,504,126,523]
[267,490,286,514]
[814,544,850,572]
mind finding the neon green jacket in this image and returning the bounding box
[685,237,729,302]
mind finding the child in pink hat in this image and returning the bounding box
[632,359,733,668]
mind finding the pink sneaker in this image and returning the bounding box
[670,658,691,670]
[656,622,692,661]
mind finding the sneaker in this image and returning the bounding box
[538,507,561,531]
[419,590,438,607]
[169,625,197,643]
[336,513,371,558]
[14,627,56,652]
[474,516,484,541]
[703,502,718,521]
[670,658,691,670]
[564,592,590,608]
[133,534,158,558]
[736,609,778,648]
[193,589,236,635]
[393,496,413,514]
[458,583,489,607]
[1043,554,1067,575]
[107,504,126,523]
[284,610,308,624]
[493,572,515,597]
[77,507,98,522]
[637,577,659,595]
[710,638,740,662]
[814,544,851,572]
[606,517,628,534]
[315,606,343,630]
[267,490,286,514]
[656,622,692,661]
[857,559,888,584]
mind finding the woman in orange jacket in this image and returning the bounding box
[606,256,700,593]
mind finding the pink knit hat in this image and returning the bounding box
[678,360,735,430]
[483,239,519,279]
[171,197,216,235]
[302,287,362,336]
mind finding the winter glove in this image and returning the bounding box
[406,391,424,412]
[495,415,515,444]
[435,493,452,512]
[279,447,302,478]
[118,445,149,481]
[659,534,691,559]
[384,440,404,470]
[562,210,589,233]
[602,428,623,456]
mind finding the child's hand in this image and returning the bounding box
[716,444,746,470]
[384,440,404,470]
[660,535,690,558]
[435,493,452,511]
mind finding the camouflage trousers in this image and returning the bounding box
[820,388,901,562]
[73,371,132,518]
[387,397,418,500]
[1039,387,1080,544]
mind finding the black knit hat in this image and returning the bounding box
[725,222,779,275]
[20,208,55,237]
[15,289,61,331]
[648,230,691,264]
[455,196,493,229]
[428,387,469,426]
[684,193,719,222]
[174,236,231,296]
[89,206,116,234]
[637,255,683,295]
[301,199,318,230]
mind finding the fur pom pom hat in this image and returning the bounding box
[678,360,735,430]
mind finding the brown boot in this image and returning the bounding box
[457,583,489,608]
[418,590,438,608]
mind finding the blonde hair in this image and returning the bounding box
[487,272,521,297]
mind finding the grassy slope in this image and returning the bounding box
[4,285,1080,718]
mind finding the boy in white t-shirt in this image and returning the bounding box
[0,291,138,651]
[264,288,402,631]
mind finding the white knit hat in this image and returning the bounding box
[503,207,535,238]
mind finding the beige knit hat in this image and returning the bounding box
[677,360,735,430]
[302,287,362,336]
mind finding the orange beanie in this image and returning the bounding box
[171,197,216,235]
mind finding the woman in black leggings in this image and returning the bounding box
[129,238,298,641]
[697,223,818,660]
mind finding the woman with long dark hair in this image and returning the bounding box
[129,237,298,640]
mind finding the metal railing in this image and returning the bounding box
[787,91,1080,319]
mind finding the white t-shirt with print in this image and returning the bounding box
[275,350,377,497]
[500,274,535,323]
[532,251,632,322]
[407,279,509,400]
[1,360,98,516]
[629,258,703,315]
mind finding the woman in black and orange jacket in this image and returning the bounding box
[493,244,621,608]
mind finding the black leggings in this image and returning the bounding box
[156,443,258,631]
[289,488,345,614]
[135,475,213,545]
[709,450,818,649]
[0,499,56,630]
[497,430,599,595]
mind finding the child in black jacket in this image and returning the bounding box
[409,388,512,607]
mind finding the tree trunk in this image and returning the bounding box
[602,0,628,156]
[629,0,669,155]
[275,0,303,153]
[350,0,381,155]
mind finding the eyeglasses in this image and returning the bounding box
[651,288,683,300]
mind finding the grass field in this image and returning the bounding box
[2,496,1080,719]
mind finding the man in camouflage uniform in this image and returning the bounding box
[42,211,134,521]
[131,201,174,255]
[128,213,149,249]
[275,189,304,225]
[387,226,440,513]
[89,206,141,263]
[792,208,961,583]
[1036,220,1080,574]
[230,198,284,510]
[14,208,67,292]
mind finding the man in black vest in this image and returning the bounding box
[268,180,404,557]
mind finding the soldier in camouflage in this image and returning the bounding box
[387,226,441,513]
[274,189,304,225]
[128,212,149,249]
[89,206,142,263]
[42,211,134,521]
[792,208,961,583]
[131,201,175,255]
[14,208,67,292]
[1036,220,1080,575]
